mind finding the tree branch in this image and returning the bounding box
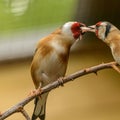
[20,108,30,120]
[0,61,119,120]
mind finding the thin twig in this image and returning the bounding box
[20,108,31,120]
[111,64,120,73]
[0,61,119,120]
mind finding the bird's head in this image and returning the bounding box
[86,21,118,42]
[61,21,86,40]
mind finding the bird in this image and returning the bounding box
[30,21,86,120]
[82,21,120,64]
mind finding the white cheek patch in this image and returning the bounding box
[98,26,106,40]
[63,25,71,35]
[62,22,74,39]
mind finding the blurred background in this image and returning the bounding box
[0,0,120,120]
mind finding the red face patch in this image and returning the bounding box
[95,21,102,37]
[96,21,102,27]
[71,22,85,39]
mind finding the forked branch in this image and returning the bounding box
[0,61,119,120]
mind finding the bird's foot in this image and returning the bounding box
[36,87,42,95]
[28,89,37,97]
[28,88,42,98]
[58,77,64,86]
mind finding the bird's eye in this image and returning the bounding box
[96,25,100,30]
[95,21,102,30]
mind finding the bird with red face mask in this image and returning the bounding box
[31,21,86,120]
[82,21,120,65]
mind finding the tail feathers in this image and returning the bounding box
[32,114,45,120]
[32,93,48,120]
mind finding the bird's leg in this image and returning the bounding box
[58,77,64,86]
[28,87,42,97]
[36,87,42,95]
[28,89,37,97]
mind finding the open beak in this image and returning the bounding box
[81,26,91,32]
[81,25,96,33]
[87,25,96,32]
[78,23,86,40]
[79,25,96,40]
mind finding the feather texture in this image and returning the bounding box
[85,21,120,65]
[30,21,84,120]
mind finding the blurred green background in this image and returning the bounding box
[0,0,120,120]
[0,0,75,34]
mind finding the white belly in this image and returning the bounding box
[37,51,67,86]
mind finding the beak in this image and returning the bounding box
[80,26,92,33]
[87,25,96,32]
[79,25,96,40]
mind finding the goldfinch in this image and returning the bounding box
[31,21,86,120]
